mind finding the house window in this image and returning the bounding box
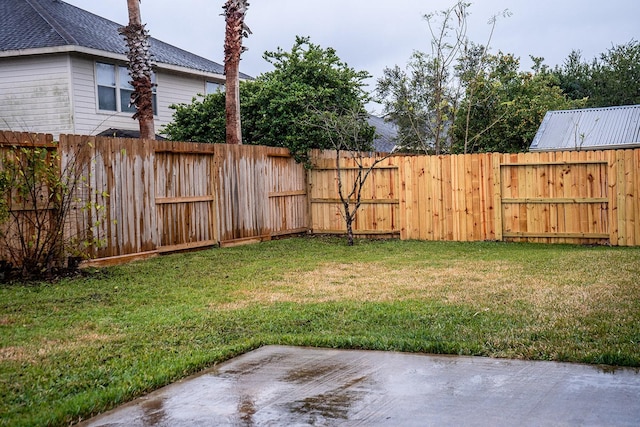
[96,63,117,111]
[119,66,136,114]
[96,62,157,114]
[206,81,224,95]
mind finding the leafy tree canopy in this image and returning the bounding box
[452,53,585,153]
[554,39,640,108]
[162,36,374,163]
[376,51,459,154]
[374,0,638,155]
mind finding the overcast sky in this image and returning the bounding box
[64,0,638,113]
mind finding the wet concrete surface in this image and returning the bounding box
[79,345,640,426]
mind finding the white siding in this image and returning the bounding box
[0,54,73,135]
[71,56,136,136]
[71,56,216,137]
[155,72,209,130]
[1,53,223,138]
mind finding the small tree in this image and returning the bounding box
[377,1,469,154]
[163,37,374,164]
[310,108,386,246]
[120,0,155,139]
[223,0,251,145]
[0,137,107,281]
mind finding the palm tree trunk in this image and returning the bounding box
[120,0,155,140]
[223,0,250,145]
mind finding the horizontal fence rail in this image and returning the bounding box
[1,131,638,268]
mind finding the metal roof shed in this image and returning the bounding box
[530,105,640,151]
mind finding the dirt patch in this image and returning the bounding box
[213,261,513,308]
[0,346,34,363]
[0,315,15,326]
[211,261,620,321]
[0,333,121,364]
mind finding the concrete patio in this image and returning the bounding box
[79,345,640,426]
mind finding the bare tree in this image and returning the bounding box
[120,0,155,140]
[457,9,511,153]
[310,108,388,246]
[377,2,510,155]
[376,1,469,155]
[0,136,108,280]
[223,0,251,145]
[423,0,469,154]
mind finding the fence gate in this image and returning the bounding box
[499,161,609,244]
[154,147,217,252]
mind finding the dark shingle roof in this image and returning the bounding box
[97,128,167,140]
[368,115,397,153]
[0,0,232,76]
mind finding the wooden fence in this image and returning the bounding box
[311,149,639,246]
[308,150,400,237]
[1,132,308,266]
[1,131,639,268]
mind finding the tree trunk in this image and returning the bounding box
[345,213,355,246]
[223,0,250,145]
[120,0,155,140]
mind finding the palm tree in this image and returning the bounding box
[120,0,155,140]
[223,0,250,145]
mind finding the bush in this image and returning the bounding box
[0,138,107,281]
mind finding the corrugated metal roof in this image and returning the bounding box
[530,105,640,151]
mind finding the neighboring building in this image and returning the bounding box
[368,114,398,153]
[530,105,640,152]
[0,0,247,138]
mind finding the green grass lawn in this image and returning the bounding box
[1,237,639,426]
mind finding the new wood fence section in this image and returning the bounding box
[310,148,639,246]
[309,150,400,237]
[1,131,639,267]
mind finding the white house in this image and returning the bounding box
[0,0,245,138]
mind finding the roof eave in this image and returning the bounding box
[0,45,226,81]
[0,45,79,58]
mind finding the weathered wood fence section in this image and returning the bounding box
[0,132,59,268]
[215,144,307,246]
[0,132,309,266]
[64,135,158,260]
[1,131,639,268]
